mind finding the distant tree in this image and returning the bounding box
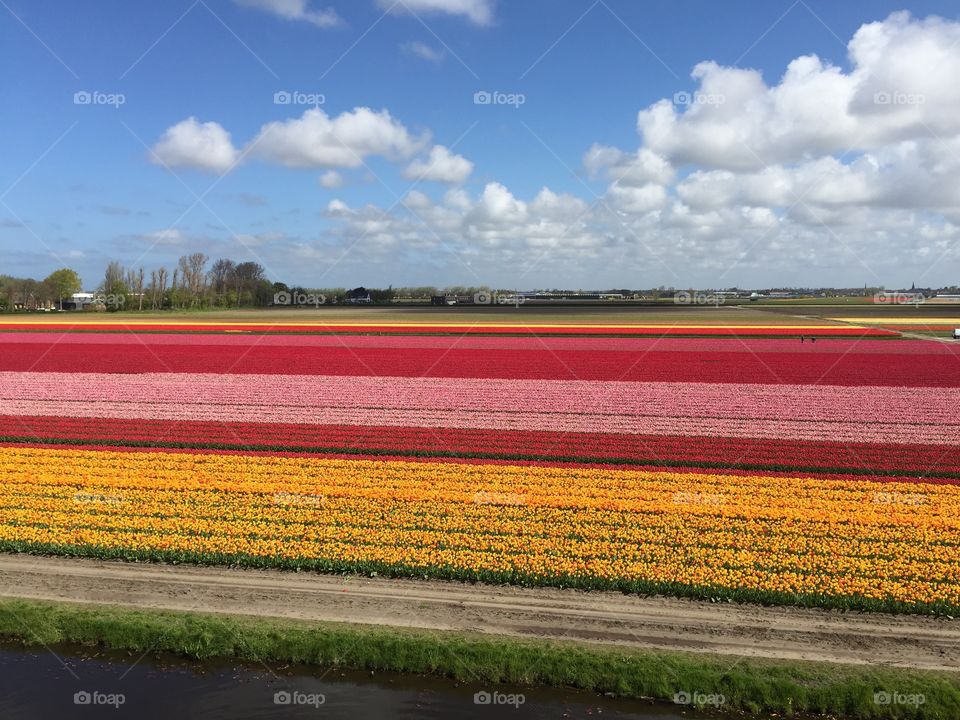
[44,268,82,308]
[209,259,236,307]
[176,253,209,308]
[233,261,266,307]
[254,279,275,306]
[134,267,145,310]
[102,262,129,310]
[368,287,395,303]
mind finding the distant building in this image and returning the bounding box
[345,287,372,304]
[61,292,96,310]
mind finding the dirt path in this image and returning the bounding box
[0,554,957,672]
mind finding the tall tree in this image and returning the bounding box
[208,258,236,306]
[156,267,168,309]
[233,261,266,307]
[43,268,81,308]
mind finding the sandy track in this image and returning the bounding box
[0,554,957,672]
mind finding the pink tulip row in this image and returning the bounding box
[3,374,958,446]
[2,372,957,425]
[6,398,957,444]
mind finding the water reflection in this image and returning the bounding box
[0,644,706,719]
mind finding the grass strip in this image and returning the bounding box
[0,597,956,718]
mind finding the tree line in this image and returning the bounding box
[0,269,83,311]
[2,255,471,311]
[99,254,275,310]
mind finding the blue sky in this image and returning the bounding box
[2,0,960,289]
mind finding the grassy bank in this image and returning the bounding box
[0,598,957,719]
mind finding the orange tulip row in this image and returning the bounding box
[2,447,958,607]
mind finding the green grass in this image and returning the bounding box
[0,598,956,718]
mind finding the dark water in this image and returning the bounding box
[0,644,716,719]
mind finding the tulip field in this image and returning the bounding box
[1,319,960,614]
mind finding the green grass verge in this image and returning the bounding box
[0,597,956,719]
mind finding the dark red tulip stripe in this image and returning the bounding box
[0,415,958,479]
[1,340,958,385]
[0,322,899,337]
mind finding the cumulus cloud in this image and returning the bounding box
[233,0,340,28]
[151,107,430,175]
[146,13,960,287]
[403,145,473,183]
[251,107,427,168]
[233,230,285,247]
[637,12,960,171]
[584,145,675,187]
[138,229,186,246]
[150,118,239,174]
[318,170,343,188]
[402,41,444,62]
[378,0,494,25]
[325,183,597,269]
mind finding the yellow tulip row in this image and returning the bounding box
[1,447,958,606]
[4,485,958,565]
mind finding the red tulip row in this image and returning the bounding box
[6,332,950,353]
[0,322,899,336]
[2,341,956,385]
[4,416,957,479]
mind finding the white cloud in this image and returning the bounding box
[139,229,186,246]
[403,145,473,183]
[234,230,285,247]
[234,0,340,27]
[402,41,445,62]
[250,107,427,168]
[143,13,960,287]
[378,0,494,25]
[637,12,960,171]
[607,183,669,214]
[150,118,239,174]
[318,170,343,188]
[584,145,675,187]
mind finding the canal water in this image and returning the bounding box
[0,643,720,719]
